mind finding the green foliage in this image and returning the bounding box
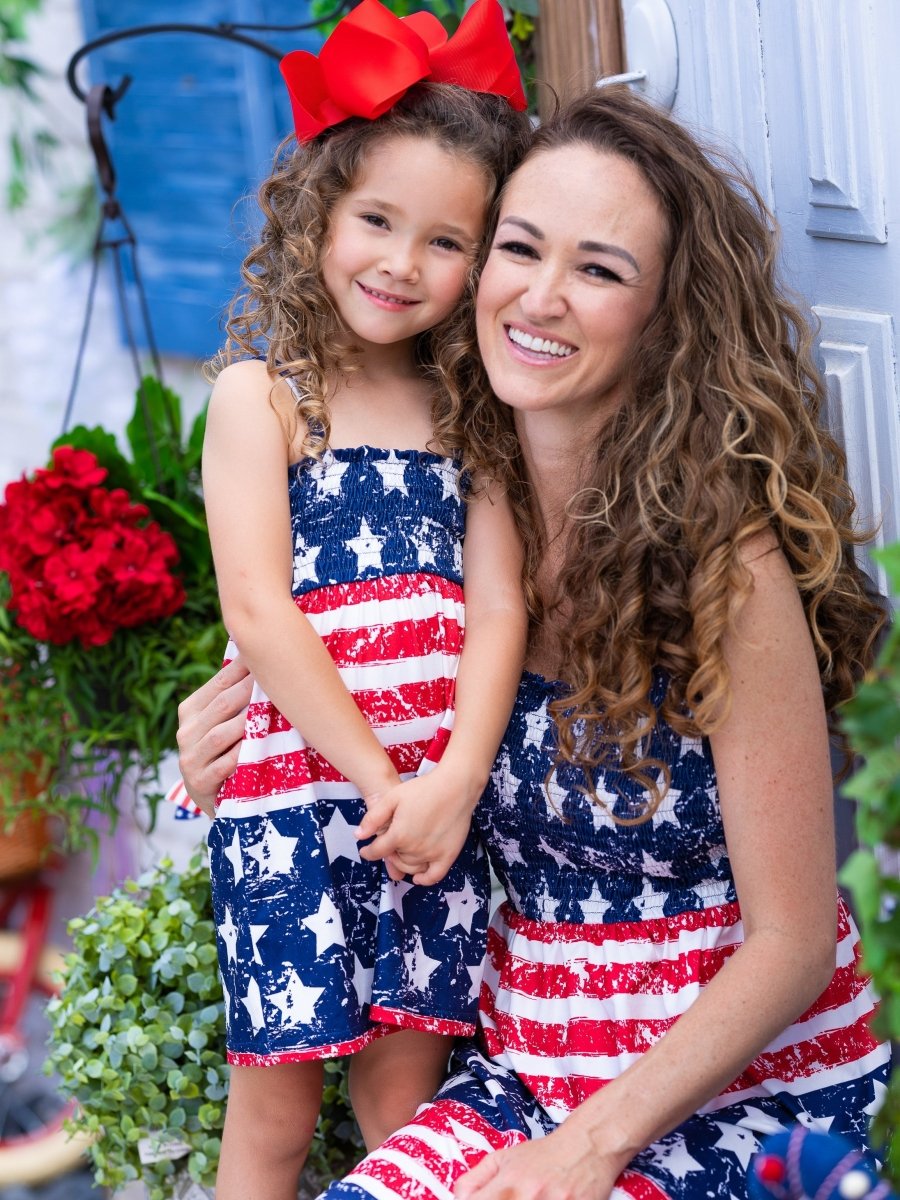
[839,542,900,1179]
[47,854,364,1197]
[0,379,225,851]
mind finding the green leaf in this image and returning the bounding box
[125,376,183,490]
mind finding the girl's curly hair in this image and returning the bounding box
[444,86,886,816]
[215,83,531,464]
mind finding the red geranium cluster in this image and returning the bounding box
[0,446,185,647]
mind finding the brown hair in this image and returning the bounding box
[215,83,531,462]
[451,86,885,814]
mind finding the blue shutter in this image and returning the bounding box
[77,0,323,358]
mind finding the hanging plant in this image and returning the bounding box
[0,377,224,851]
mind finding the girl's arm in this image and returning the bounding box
[359,479,527,884]
[455,535,839,1200]
[203,360,401,801]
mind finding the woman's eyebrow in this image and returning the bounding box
[578,240,640,273]
[499,216,640,273]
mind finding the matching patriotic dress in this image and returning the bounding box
[207,446,489,1064]
[320,671,891,1200]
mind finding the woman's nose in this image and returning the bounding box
[519,267,566,321]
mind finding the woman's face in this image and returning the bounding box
[475,144,668,430]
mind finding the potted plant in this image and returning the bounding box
[0,377,225,852]
[47,852,364,1199]
[840,542,900,1180]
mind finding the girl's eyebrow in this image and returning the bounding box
[498,215,640,273]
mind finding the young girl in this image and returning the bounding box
[200,3,532,1198]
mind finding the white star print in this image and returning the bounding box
[345,518,385,572]
[651,787,682,829]
[222,977,231,1026]
[641,848,674,878]
[403,935,442,991]
[713,1122,757,1170]
[430,462,458,502]
[496,834,526,867]
[465,960,483,1002]
[246,821,299,879]
[249,924,268,965]
[223,828,244,885]
[322,805,361,864]
[292,533,321,586]
[379,878,415,918]
[374,450,409,496]
[411,523,438,568]
[350,953,374,1008]
[654,1141,704,1179]
[301,893,346,955]
[267,970,324,1028]
[309,452,350,498]
[218,906,239,964]
[523,701,549,747]
[239,977,266,1033]
[443,876,479,934]
[581,880,614,919]
[538,836,574,868]
[494,752,522,801]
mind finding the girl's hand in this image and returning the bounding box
[359,770,477,886]
[176,657,253,815]
[454,1122,621,1200]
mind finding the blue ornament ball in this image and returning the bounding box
[748,1128,893,1200]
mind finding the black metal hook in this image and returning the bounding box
[64,3,355,105]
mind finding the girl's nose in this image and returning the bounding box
[378,244,419,283]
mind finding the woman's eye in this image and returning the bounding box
[362,213,388,229]
[496,239,538,258]
[583,263,623,282]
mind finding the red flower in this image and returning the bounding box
[0,447,186,647]
[36,446,108,490]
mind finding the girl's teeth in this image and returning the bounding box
[507,327,574,357]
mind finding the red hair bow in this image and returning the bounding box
[280,0,527,144]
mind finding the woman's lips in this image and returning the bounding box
[504,323,577,363]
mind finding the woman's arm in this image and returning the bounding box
[358,479,527,884]
[456,536,838,1200]
[203,360,402,803]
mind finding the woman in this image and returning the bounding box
[177,88,889,1199]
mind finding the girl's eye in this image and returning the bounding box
[496,239,538,258]
[432,236,463,252]
[582,263,623,283]
[362,213,389,229]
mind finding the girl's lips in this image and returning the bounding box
[503,324,578,365]
[356,282,421,311]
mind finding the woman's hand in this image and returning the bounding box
[176,656,253,816]
[454,1120,622,1200]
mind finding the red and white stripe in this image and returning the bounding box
[216,574,463,819]
[164,777,203,817]
[478,898,887,1123]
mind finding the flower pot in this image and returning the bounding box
[0,807,50,881]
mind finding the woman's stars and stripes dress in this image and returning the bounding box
[207,447,489,1065]
[318,671,890,1199]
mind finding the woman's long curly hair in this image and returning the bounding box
[215,83,531,463]
[449,86,886,815]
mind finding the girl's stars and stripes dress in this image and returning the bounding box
[318,671,890,1199]
[207,447,489,1065]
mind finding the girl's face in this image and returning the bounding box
[475,144,668,431]
[321,135,489,359]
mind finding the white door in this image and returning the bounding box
[650,0,900,599]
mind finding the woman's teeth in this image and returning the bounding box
[507,327,574,357]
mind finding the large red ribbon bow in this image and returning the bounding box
[281,0,527,144]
